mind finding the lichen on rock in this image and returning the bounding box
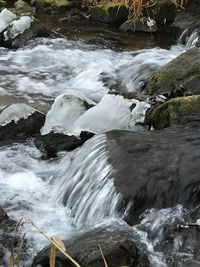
[146,95,200,130]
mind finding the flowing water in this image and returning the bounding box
[0,31,198,266]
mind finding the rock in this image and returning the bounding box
[0,0,6,8]
[32,228,149,267]
[40,93,93,136]
[87,36,124,51]
[120,17,157,33]
[145,95,200,130]
[89,3,128,25]
[14,0,36,16]
[0,103,45,145]
[145,0,177,25]
[106,120,200,225]
[34,0,73,13]
[145,47,200,96]
[34,132,82,158]
[0,207,18,266]
[0,8,16,33]
[0,9,48,48]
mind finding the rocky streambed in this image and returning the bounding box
[0,1,200,267]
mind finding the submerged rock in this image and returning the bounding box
[89,3,128,25]
[34,0,73,13]
[145,95,200,129]
[145,47,200,96]
[106,120,200,225]
[32,228,149,267]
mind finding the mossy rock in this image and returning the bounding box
[89,3,128,25]
[145,47,200,96]
[145,0,177,25]
[147,95,200,129]
[35,0,73,12]
[14,0,35,15]
[0,0,7,8]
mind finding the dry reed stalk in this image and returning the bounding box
[99,245,109,267]
[9,218,81,267]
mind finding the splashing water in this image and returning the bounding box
[0,31,197,106]
[0,30,199,266]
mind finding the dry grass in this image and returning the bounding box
[9,218,81,267]
[89,0,189,21]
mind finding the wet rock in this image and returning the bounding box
[145,47,200,96]
[34,131,94,158]
[34,132,81,158]
[0,103,45,145]
[34,0,73,13]
[145,95,200,130]
[0,9,48,48]
[120,17,157,33]
[87,36,124,51]
[0,207,18,266]
[89,3,128,25]
[32,228,149,267]
[106,120,200,225]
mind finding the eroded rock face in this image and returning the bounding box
[145,95,200,130]
[32,228,149,267]
[145,48,200,96]
[106,121,200,225]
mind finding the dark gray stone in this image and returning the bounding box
[32,228,149,267]
[106,121,200,225]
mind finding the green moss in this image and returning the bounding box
[14,0,35,15]
[150,95,200,129]
[146,48,200,95]
[35,0,72,10]
[89,3,128,25]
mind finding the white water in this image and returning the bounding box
[0,31,198,266]
[0,34,193,105]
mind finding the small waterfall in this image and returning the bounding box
[178,29,199,49]
[52,134,121,226]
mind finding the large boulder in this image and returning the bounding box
[106,120,200,225]
[89,3,128,25]
[145,47,200,96]
[0,9,48,48]
[32,228,149,267]
[145,95,200,130]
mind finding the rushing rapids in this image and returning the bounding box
[0,31,199,266]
